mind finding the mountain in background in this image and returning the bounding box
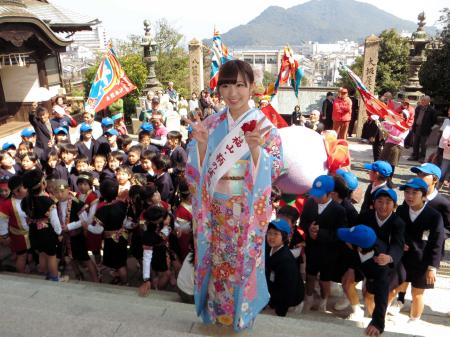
[213,0,434,48]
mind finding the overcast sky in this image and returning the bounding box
[51,0,448,42]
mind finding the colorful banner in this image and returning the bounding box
[273,46,303,97]
[340,64,408,132]
[209,29,233,92]
[260,103,288,129]
[85,49,136,114]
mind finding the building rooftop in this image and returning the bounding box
[23,0,99,33]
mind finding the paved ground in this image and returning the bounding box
[0,136,449,336]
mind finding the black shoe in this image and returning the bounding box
[407,157,418,161]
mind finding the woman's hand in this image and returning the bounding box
[243,117,271,151]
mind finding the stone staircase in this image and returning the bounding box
[3,272,447,337]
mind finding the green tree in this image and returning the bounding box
[153,19,189,97]
[375,29,410,95]
[419,8,450,105]
[336,55,363,89]
[263,71,276,87]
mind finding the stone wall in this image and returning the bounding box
[273,86,339,116]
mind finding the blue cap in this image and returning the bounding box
[187,125,193,133]
[269,218,291,235]
[101,117,114,126]
[80,123,93,132]
[336,169,358,191]
[105,128,119,136]
[373,187,397,204]
[410,163,441,180]
[399,177,428,192]
[140,122,154,132]
[53,127,68,135]
[337,225,377,249]
[20,127,36,138]
[309,175,335,198]
[363,160,392,177]
[2,142,16,151]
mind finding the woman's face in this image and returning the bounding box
[57,97,64,105]
[219,73,253,116]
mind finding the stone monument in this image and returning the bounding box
[141,20,162,94]
[398,12,430,103]
[188,39,204,95]
[356,34,381,138]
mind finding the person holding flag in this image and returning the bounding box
[185,59,284,331]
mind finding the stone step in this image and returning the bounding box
[0,273,425,337]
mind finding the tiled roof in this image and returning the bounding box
[23,0,99,31]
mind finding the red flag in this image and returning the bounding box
[261,103,289,128]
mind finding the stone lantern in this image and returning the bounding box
[141,20,162,93]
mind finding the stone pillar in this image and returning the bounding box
[356,34,381,138]
[188,39,204,95]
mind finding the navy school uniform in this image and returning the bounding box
[100,168,116,183]
[28,111,51,151]
[396,204,445,289]
[355,240,392,334]
[341,198,358,227]
[95,200,128,269]
[96,135,111,157]
[75,139,99,164]
[155,172,174,203]
[428,192,450,240]
[361,182,388,213]
[54,163,79,192]
[354,210,406,287]
[300,198,347,281]
[142,226,169,272]
[265,244,304,316]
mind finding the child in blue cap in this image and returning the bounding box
[393,178,445,324]
[301,175,347,312]
[265,218,304,316]
[337,224,391,337]
[361,160,392,213]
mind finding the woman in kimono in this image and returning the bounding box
[185,60,284,331]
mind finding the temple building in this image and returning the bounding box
[0,0,98,128]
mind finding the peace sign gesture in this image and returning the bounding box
[243,117,271,151]
[183,113,208,145]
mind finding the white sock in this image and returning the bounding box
[352,304,361,313]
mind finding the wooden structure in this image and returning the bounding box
[0,0,98,123]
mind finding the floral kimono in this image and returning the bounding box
[186,107,284,331]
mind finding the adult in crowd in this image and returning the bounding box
[166,81,178,111]
[348,88,359,138]
[332,87,352,140]
[408,96,438,163]
[321,91,334,130]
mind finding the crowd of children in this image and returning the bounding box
[0,105,449,336]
